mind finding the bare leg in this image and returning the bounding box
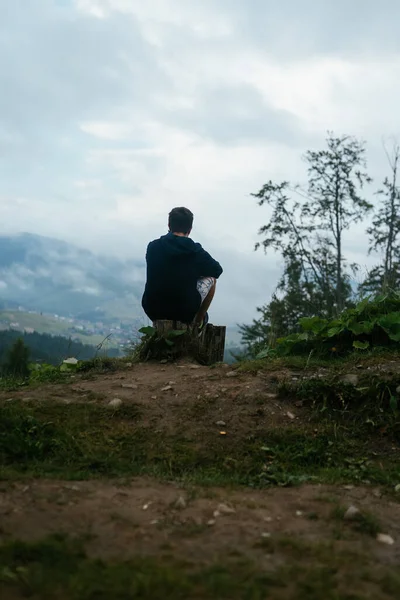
[194,278,216,325]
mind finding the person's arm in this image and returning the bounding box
[145,241,155,262]
[194,244,223,278]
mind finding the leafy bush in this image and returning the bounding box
[76,356,121,373]
[29,363,70,384]
[257,292,400,358]
[136,326,189,361]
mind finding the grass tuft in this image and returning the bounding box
[0,402,399,489]
[1,533,399,600]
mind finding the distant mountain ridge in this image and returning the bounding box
[0,233,242,351]
[0,233,145,322]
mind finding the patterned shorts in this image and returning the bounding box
[197,277,215,303]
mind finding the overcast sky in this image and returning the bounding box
[1,0,400,325]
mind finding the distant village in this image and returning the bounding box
[0,306,144,351]
[0,306,241,361]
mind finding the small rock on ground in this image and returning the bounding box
[344,506,360,520]
[174,496,187,510]
[342,374,359,386]
[108,398,123,408]
[217,503,236,515]
[376,533,395,545]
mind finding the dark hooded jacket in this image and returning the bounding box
[142,233,223,323]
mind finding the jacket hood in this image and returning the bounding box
[157,233,198,256]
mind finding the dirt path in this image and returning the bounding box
[1,478,400,564]
[4,361,296,430]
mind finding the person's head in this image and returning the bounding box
[168,207,193,236]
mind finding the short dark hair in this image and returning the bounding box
[168,207,194,234]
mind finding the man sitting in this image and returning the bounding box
[142,207,223,327]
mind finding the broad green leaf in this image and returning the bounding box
[167,329,187,338]
[282,333,303,342]
[256,348,270,359]
[327,326,343,338]
[377,312,400,326]
[299,316,327,333]
[389,395,398,412]
[139,326,156,336]
[355,297,371,314]
[347,320,375,335]
[165,339,174,346]
[297,332,309,341]
[377,312,400,341]
[352,340,370,350]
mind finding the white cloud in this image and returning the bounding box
[1,0,400,325]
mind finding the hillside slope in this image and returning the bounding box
[1,356,399,598]
[0,233,144,319]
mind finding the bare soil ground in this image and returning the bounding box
[1,479,400,565]
[1,360,400,598]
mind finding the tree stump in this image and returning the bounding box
[150,320,226,365]
[196,324,226,365]
[153,320,188,335]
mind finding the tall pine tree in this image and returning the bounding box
[5,338,30,378]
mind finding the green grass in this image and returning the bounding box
[0,356,132,392]
[0,534,399,600]
[77,356,132,373]
[0,402,399,488]
[237,355,332,374]
[330,505,381,538]
[0,371,73,391]
[277,374,400,437]
[0,535,280,600]
[237,348,400,375]
[234,350,400,442]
